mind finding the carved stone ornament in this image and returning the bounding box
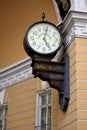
[0,58,33,91]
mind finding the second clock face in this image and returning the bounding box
[26,21,62,55]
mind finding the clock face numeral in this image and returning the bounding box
[54,37,58,42]
[52,43,56,47]
[31,36,34,40]
[42,47,46,52]
[37,45,41,50]
[48,28,51,33]
[43,26,47,31]
[33,31,37,36]
[27,22,62,55]
[38,28,41,32]
[32,41,36,46]
[52,32,56,37]
[48,47,51,51]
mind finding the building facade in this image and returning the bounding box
[0,0,87,130]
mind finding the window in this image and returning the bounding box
[0,105,8,130]
[35,89,51,130]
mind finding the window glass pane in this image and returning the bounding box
[4,119,7,130]
[0,109,3,117]
[48,125,51,130]
[41,108,46,130]
[0,120,2,129]
[48,106,51,130]
[5,108,8,117]
[41,108,46,124]
[0,106,8,130]
[48,106,51,124]
[48,93,51,104]
[37,91,51,130]
[41,124,46,130]
[41,95,46,105]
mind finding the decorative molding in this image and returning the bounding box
[53,0,87,23]
[0,57,34,91]
[62,11,87,46]
[70,0,87,12]
[53,0,87,47]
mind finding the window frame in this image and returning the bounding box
[0,104,8,130]
[35,88,52,130]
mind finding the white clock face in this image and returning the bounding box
[27,22,62,55]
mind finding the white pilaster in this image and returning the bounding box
[62,11,87,47]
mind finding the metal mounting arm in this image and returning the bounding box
[32,54,70,112]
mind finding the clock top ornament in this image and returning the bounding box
[23,12,62,58]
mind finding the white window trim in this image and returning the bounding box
[0,90,5,105]
[0,104,7,130]
[35,88,52,130]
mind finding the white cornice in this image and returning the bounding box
[70,0,87,12]
[53,0,87,47]
[62,11,87,46]
[0,57,34,91]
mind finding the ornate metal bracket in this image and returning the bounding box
[32,54,70,111]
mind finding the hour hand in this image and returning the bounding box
[46,41,51,49]
[43,38,51,49]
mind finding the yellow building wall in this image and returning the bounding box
[55,38,87,130]
[51,89,59,130]
[75,38,87,130]
[6,78,41,130]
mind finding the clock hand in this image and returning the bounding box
[46,41,51,49]
[43,37,51,49]
[43,27,51,49]
[43,27,48,40]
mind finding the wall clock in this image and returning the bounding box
[23,21,62,57]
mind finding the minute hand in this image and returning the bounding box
[43,27,48,39]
